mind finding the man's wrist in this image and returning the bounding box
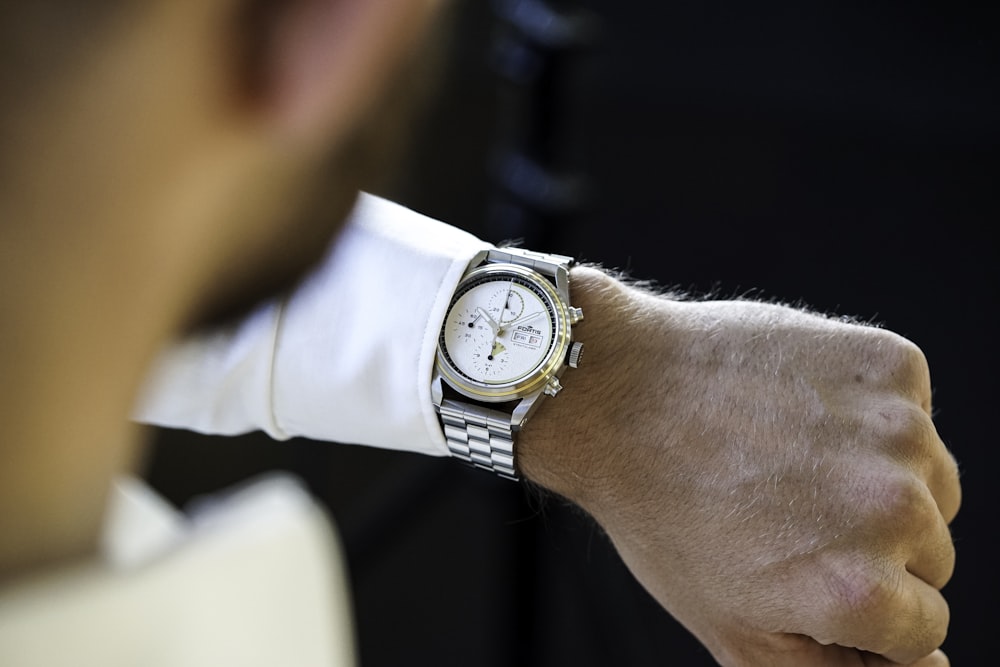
[516,266,667,510]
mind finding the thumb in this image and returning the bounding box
[733,638,949,667]
[858,649,950,667]
[725,636,862,667]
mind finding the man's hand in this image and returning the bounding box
[519,267,961,667]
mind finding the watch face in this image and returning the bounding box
[439,267,561,393]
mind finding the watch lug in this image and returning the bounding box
[464,249,490,277]
[511,383,558,430]
[431,372,444,409]
[511,392,539,431]
[553,264,571,303]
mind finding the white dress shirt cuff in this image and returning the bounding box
[134,193,489,457]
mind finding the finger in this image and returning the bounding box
[727,636,948,667]
[877,402,961,525]
[906,498,956,590]
[861,573,949,664]
[906,405,961,524]
[874,331,932,416]
[726,634,867,667]
[809,563,949,664]
[925,442,961,525]
[849,468,954,589]
[860,648,949,666]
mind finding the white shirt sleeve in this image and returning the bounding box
[133,193,490,457]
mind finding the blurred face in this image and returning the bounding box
[183,3,451,332]
[2,0,450,335]
[0,0,450,577]
[187,20,446,333]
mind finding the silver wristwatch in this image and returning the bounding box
[432,247,584,481]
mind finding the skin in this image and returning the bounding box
[0,1,960,665]
[520,268,960,666]
[0,0,446,578]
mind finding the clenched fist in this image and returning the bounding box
[520,267,961,667]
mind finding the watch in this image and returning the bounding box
[432,247,585,481]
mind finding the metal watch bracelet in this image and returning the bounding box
[440,399,519,481]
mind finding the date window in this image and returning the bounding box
[512,331,542,350]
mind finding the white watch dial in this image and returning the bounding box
[441,273,556,386]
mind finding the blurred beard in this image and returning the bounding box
[184,7,452,335]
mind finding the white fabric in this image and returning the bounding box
[0,474,356,667]
[2,196,488,666]
[134,193,489,456]
[99,476,186,570]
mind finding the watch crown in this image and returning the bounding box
[567,342,584,369]
[544,376,563,397]
[569,306,584,325]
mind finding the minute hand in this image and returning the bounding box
[506,311,545,329]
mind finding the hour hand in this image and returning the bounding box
[475,307,500,332]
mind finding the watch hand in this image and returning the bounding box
[476,306,503,360]
[475,307,499,333]
[507,311,544,328]
[499,279,519,323]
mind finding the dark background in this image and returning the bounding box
[146,1,998,664]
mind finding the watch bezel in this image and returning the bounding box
[436,263,571,403]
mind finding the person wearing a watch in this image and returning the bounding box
[0,2,961,667]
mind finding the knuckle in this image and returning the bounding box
[937,453,963,524]
[897,337,930,376]
[819,551,950,661]
[871,473,931,524]
[821,560,898,623]
[885,332,927,373]
[864,329,931,391]
[864,401,938,465]
[879,401,932,442]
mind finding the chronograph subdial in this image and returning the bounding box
[490,285,525,324]
[471,339,510,378]
[447,306,494,350]
[444,306,514,380]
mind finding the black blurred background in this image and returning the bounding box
[146,1,998,664]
